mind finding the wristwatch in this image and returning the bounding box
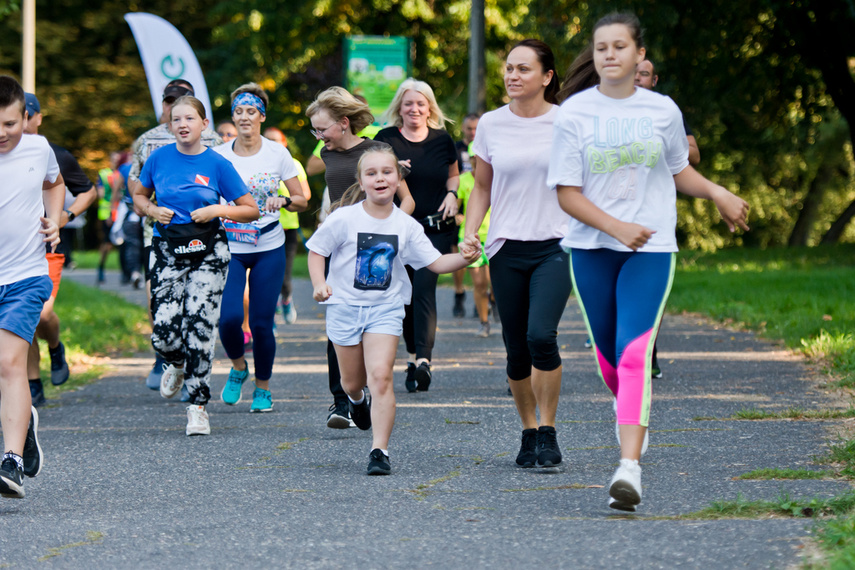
[283,196,292,209]
[64,209,76,222]
[447,190,458,198]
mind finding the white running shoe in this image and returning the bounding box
[186,405,210,436]
[609,458,642,511]
[160,364,185,399]
[614,399,649,456]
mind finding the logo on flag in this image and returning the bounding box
[195,174,209,186]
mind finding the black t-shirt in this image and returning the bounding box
[49,142,93,196]
[321,138,391,203]
[374,127,457,220]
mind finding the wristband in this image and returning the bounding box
[283,196,293,209]
[446,190,458,198]
[64,209,76,222]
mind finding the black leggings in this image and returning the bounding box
[403,228,457,361]
[489,239,571,381]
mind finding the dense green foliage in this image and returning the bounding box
[1,1,855,248]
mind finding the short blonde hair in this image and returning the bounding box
[380,78,449,130]
[306,86,374,135]
[230,82,269,109]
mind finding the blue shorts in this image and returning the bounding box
[325,303,405,346]
[0,275,53,341]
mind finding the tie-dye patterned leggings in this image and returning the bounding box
[570,249,675,427]
[149,232,230,405]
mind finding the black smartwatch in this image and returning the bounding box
[64,209,76,222]
[283,196,293,209]
[447,190,458,199]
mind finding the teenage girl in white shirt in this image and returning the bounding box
[548,12,750,511]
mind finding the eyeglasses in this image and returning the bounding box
[310,122,339,140]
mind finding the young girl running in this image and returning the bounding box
[547,13,749,511]
[133,96,260,436]
[307,147,479,475]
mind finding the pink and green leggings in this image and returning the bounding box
[570,249,675,427]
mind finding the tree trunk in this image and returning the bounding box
[788,170,826,247]
[820,198,855,244]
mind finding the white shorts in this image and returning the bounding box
[325,302,405,346]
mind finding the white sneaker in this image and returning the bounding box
[186,405,210,436]
[609,458,642,511]
[614,400,649,456]
[160,364,184,399]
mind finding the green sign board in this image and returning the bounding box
[344,35,411,124]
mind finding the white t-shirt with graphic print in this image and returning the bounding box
[213,137,299,254]
[306,202,441,306]
[547,86,689,253]
[0,134,61,286]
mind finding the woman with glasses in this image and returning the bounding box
[214,83,307,413]
[375,79,459,393]
[306,86,414,429]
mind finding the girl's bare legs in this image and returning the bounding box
[509,375,538,430]
[361,333,398,450]
[531,365,562,427]
[618,425,646,461]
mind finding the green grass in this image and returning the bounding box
[670,244,855,386]
[40,279,149,400]
[734,468,835,480]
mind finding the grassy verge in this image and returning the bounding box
[40,280,150,401]
[669,244,855,566]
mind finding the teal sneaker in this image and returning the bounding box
[250,387,273,413]
[221,366,249,405]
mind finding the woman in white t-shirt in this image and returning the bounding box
[548,13,750,512]
[307,147,478,475]
[213,83,307,413]
[463,39,571,472]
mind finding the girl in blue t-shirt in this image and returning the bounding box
[133,96,259,437]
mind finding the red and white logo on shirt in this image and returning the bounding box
[195,174,210,186]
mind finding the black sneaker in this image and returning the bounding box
[23,406,42,478]
[367,448,391,475]
[349,392,372,431]
[29,379,45,408]
[0,455,25,498]
[327,401,354,429]
[404,362,417,393]
[49,342,70,386]
[453,292,465,318]
[536,425,562,467]
[515,428,538,468]
[415,362,431,392]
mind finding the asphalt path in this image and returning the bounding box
[0,268,848,568]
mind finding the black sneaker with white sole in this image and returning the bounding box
[414,362,431,392]
[327,401,353,429]
[49,341,70,386]
[536,425,562,467]
[367,448,391,475]
[0,455,25,499]
[23,406,42,478]
[349,393,372,431]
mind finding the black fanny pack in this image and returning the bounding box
[156,220,220,260]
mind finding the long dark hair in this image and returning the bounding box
[556,12,645,104]
[509,39,561,105]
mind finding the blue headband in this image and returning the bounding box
[232,92,266,116]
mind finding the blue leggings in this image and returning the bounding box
[570,249,675,427]
[219,244,287,381]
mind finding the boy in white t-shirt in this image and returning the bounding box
[0,76,65,499]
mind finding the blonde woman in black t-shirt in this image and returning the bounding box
[375,78,460,394]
